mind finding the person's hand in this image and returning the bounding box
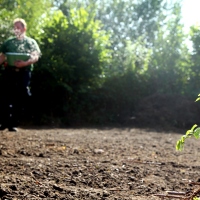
[14,60,27,68]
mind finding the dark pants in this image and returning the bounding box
[0,68,31,128]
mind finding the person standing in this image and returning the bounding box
[0,18,41,131]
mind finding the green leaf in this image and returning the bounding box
[176,140,184,151]
[176,124,200,151]
[193,127,200,139]
[195,97,200,102]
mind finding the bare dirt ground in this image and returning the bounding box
[0,126,200,200]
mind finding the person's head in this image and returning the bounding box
[13,18,27,38]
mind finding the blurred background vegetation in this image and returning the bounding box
[0,0,200,129]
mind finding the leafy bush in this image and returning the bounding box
[30,9,111,124]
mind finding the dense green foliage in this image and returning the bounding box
[31,9,111,124]
[0,0,200,127]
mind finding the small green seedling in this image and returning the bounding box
[176,95,200,200]
[176,94,200,151]
[176,124,200,151]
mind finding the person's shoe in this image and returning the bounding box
[8,127,18,132]
[0,125,7,131]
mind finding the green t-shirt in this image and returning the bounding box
[0,36,41,70]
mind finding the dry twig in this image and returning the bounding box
[154,183,200,200]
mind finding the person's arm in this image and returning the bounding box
[14,51,40,68]
[0,53,6,65]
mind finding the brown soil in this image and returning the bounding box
[0,127,199,200]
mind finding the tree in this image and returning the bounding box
[147,2,191,95]
[31,9,111,121]
[56,0,166,76]
[186,25,200,97]
[0,0,52,44]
